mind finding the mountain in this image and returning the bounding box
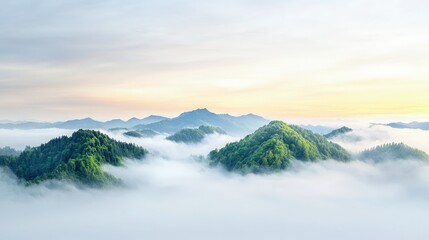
[324,126,352,138]
[166,125,226,143]
[1,130,147,187]
[0,115,168,130]
[386,122,429,131]
[209,121,351,173]
[0,109,266,133]
[124,115,168,128]
[103,119,127,129]
[138,115,169,125]
[359,143,428,162]
[135,108,269,136]
[299,125,335,135]
[124,129,159,138]
[198,125,227,135]
[54,117,103,129]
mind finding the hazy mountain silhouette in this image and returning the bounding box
[135,108,269,136]
[0,109,267,134]
[0,115,168,130]
[386,121,429,131]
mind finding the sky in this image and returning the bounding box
[1,0,429,121]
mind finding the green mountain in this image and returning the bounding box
[324,126,352,138]
[124,129,159,138]
[2,130,147,187]
[198,125,227,135]
[167,125,226,143]
[209,121,351,173]
[360,143,428,162]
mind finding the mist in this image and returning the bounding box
[0,128,74,150]
[1,125,429,240]
[330,124,429,154]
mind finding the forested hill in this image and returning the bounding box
[1,130,147,187]
[124,129,159,138]
[360,143,428,162]
[167,125,226,143]
[209,121,351,173]
[324,126,352,138]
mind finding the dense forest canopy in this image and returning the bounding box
[1,130,148,187]
[209,121,351,173]
[360,143,428,162]
[0,155,16,167]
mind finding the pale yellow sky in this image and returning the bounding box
[1,0,429,121]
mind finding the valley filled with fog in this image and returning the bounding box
[1,124,429,240]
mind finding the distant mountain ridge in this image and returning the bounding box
[0,109,268,135]
[386,121,429,131]
[0,115,168,130]
[135,108,269,136]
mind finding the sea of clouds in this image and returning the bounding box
[0,125,429,240]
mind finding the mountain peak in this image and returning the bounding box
[209,120,351,173]
[180,108,213,117]
[324,126,352,139]
[7,129,148,187]
[241,113,264,119]
[81,117,96,121]
[146,115,166,119]
[105,119,125,123]
[192,108,211,113]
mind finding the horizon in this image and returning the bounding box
[2,107,429,126]
[2,1,429,121]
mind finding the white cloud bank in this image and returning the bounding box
[331,124,429,154]
[0,128,74,150]
[0,126,429,240]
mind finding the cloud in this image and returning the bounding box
[0,128,74,150]
[102,130,239,159]
[1,126,429,239]
[331,124,429,154]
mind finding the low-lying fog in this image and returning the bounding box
[1,125,429,240]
